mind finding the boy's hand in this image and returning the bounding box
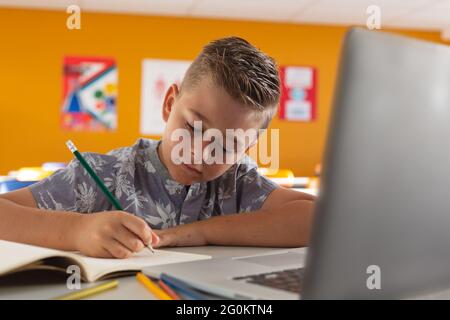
[73,211,159,259]
[152,223,207,248]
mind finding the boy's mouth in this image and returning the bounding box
[181,162,202,176]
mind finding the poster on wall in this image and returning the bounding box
[61,56,118,131]
[140,59,191,135]
[278,65,317,122]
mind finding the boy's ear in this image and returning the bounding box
[162,84,180,122]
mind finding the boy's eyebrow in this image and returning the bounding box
[190,109,211,128]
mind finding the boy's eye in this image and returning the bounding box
[185,121,203,133]
[185,122,194,131]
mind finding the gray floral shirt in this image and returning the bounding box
[29,138,278,229]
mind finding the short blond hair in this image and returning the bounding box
[181,36,280,128]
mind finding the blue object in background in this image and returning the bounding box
[0,180,37,194]
[290,87,306,100]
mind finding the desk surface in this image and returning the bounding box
[0,188,314,300]
[3,239,450,299]
[0,246,294,300]
[4,245,450,300]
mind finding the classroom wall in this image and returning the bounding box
[0,8,446,176]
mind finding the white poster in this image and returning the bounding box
[140,59,191,135]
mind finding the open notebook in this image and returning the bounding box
[0,240,211,282]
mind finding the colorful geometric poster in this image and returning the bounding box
[140,59,191,135]
[278,65,317,122]
[61,56,118,131]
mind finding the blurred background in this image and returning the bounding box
[0,0,449,192]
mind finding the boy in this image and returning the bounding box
[0,37,315,259]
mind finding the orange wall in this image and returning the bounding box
[0,8,446,176]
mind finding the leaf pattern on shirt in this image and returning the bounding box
[29,138,277,229]
[110,147,136,178]
[155,201,176,228]
[164,179,184,195]
[217,169,236,201]
[198,197,214,220]
[104,171,133,198]
[61,153,107,184]
[143,199,176,229]
[83,153,108,174]
[46,190,67,211]
[239,170,257,185]
[124,190,149,211]
[137,148,156,173]
[61,160,79,184]
[142,160,156,173]
[36,192,51,210]
[74,182,97,213]
[253,193,267,205]
[108,146,132,162]
[188,183,202,197]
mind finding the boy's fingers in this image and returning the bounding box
[120,214,153,246]
[114,225,145,253]
[151,232,160,246]
[152,230,174,248]
[83,245,114,259]
[96,247,115,259]
[104,238,133,259]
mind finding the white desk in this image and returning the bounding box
[0,188,315,300]
[3,244,450,300]
[0,246,296,300]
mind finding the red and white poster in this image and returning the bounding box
[61,56,118,131]
[278,65,317,122]
[140,59,191,135]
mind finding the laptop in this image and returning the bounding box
[144,28,450,299]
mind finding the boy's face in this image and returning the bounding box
[159,76,263,185]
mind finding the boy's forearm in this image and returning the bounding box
[0,198,82,250]
[156,200,315,248]
[201,200,314,247]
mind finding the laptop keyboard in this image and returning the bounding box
[232,268,304,294]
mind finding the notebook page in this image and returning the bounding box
[0,240,73,275]
[76,249,211,282]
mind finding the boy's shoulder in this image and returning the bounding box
[212,154,265,189]
[63,138,158,180]
[106,138,157,159]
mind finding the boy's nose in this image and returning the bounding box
[190,140,210,152]
[191,140,211,165]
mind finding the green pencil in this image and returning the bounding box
[65,140,154,254]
